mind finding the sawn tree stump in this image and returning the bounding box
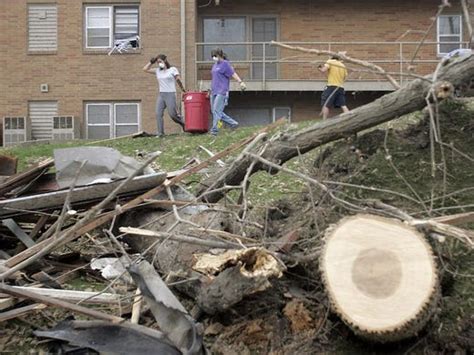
[320,214,440,342]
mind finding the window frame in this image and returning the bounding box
[199,15,280,79]
[272,107,292,123]
[84,4,140,50]
[113,103,141,137]
[437,14,463,56]
[86,102,141,139]
[201,16,248,61]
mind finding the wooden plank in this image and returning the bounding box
[0,297,16,311]
[1,219,35,248]
[0,284,124,323]
[0,303,47,322]
[0,158,54,197]
[29,215,50,240]
[0,172,167,218]
[8,286,124,305]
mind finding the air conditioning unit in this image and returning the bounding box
[52,116,78,140]
[2,117,31,146]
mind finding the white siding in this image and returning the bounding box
[28,4,58,51]
[29,101,58,140]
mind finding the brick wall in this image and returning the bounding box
[0,0,197,140]
[1,0,469,145]
[197,0,468,82]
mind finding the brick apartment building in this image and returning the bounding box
[0,0,470,146]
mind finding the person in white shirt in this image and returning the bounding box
[143,54,186,136]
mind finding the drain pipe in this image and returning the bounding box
[180,0,186,88]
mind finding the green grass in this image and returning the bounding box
[0,105,461,208]
[0,123,316,206]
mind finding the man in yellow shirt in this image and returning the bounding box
[318,55,350,119]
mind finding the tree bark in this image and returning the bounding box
[197,55,474,203]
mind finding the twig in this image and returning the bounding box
[165,185,201,228]
[245,152,362,211]
[370,200,474,249]
[272,41,400,89]
[200,132,268,201]
[188,227,258,244]
[198,145,226,167]
[461,0,473,48]
[408,0,450,67]
[383,129,429,213]
[323,180,423,205]
[54,160,87,237]
[130,288,142,324]
[119,226,244,249]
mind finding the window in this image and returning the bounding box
[86,103,140,139]
[201,16,279,79]
[273,107,291,122]
[85,5,139,49]
[202,18,247,60]
[3,117,28,146]
[53,116,76,140]
[437,15,462,55]
[28,4,58,51]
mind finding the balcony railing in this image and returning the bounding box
[195,41,469,91]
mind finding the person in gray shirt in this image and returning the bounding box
[143,54,186,136]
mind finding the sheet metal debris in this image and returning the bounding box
[54,147,155,189]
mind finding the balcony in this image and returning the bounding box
[195,41,469,92]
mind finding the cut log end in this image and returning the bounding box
[320,214,440,342]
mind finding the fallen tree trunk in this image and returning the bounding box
[197,55,474,203]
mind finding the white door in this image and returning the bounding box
[29,101,58,140]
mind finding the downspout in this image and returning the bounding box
[180,0,186,88]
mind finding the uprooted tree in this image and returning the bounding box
[197,55,474,203]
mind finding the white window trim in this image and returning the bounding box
[437,15,463,55]
[86,102,141,139]
[273,107,291,123]
[85,5,140,49]
[85,6,113,49]
[86,103,112,139]
[114,103,141,137]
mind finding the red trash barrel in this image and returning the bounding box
[183,92,210,133]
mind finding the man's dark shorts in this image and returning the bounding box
[321,86,346,108]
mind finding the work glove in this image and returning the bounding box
[150,57,157,64]
[239,81,247,91]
